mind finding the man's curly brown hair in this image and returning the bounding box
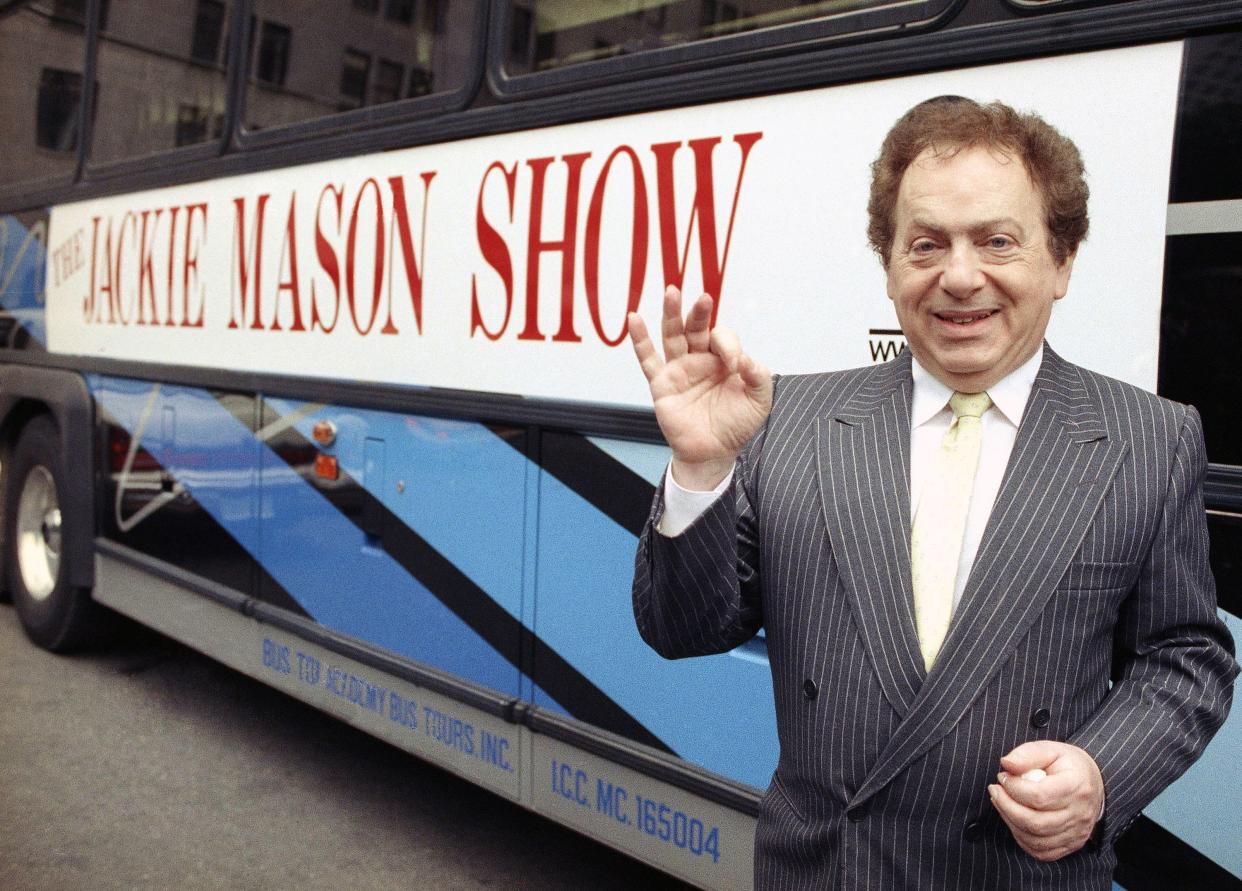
[867,96,1089,266]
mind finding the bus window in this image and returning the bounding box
[90,0,232,164]
[504,0,910,74]
[241,0,478,133]
[1208,512,1241,619]
[0,0,89,188]
[1159,231,1242,468]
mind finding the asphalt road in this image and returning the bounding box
[0,602,696,891]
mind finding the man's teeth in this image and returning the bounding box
[940,311,994,324]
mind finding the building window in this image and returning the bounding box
[373,59,404,104]
[385,0,415,24]
[51,0,87,22]
[701,0,740,28]
[420,0,443,34]
[407,66,432,97]
[340,49,370,108]
[256,20,291,86]
[36,68,82,152]
[175,104,222,146]
[191,0,227,64]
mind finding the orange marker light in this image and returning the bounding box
[312,420,337,447]
[314,454,339,481]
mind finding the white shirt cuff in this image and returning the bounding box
[657,463,735,537]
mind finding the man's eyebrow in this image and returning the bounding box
[906,217,1029,237]
[969,217,1028,237]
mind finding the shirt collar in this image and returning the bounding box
[910,345,1043,429]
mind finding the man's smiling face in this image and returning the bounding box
[885,143,1075,393]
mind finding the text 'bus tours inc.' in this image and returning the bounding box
[1,0,1239,887]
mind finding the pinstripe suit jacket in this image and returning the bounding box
[633,346,1238,890]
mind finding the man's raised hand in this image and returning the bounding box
[627,285,773,491]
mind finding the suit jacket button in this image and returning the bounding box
[1031,707,1051,729]
[803,679,818,700]
[848,802,869,822]
[964,820,985,842]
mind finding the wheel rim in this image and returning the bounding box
[16,465,60,601]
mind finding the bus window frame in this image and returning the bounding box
[233,0,488,153]
[486,0,965,100]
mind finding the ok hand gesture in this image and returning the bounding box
[627,286,773,491]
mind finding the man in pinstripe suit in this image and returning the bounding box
[627,97,1237,889]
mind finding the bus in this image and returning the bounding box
[1,1,1238,887]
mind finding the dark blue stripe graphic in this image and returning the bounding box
[534,431,656,537]
[1116,815,1242,891]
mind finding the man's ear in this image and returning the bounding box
[1053,249,1077,301]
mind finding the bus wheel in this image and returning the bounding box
[5,415,99,652]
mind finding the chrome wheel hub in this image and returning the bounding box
[16,465,60,601]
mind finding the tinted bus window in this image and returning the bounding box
[504,0,900,73]
[1208,513,1241,617]
[0,1,88,187]
[1159,232,1242,468]
[91,0,232,163]
[242,0,474,132]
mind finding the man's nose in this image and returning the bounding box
[939,244,985,298]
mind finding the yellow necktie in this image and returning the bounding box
[911,390,992,671]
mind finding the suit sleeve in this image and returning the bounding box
[631,414,770,660]
[1069,406,1240,845]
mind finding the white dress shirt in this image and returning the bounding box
[660,347,1044,612]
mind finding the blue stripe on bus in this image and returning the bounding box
[266,400,779,785]
[264,399,526,626]
[534,463,779,790]
[0,214,49,346]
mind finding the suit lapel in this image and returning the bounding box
[816,350,925,718]
[850,347,1130,808]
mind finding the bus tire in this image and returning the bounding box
[5,415,101,652]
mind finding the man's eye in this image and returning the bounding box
[987,236,1014,249]
[912,240,937,254]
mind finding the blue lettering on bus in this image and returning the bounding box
[388,691,419,729]
[549,759,593,809]
[422,705,475,755]
[596,778,629,825]
[262,638,291,674]
[479,729,513,771]
[295,651,320,685]
[320,665,388,716]
[633,792,721,864]
[553,757,720,862]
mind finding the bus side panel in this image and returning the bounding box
[534,431,779,790]
[256,397,526,698]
